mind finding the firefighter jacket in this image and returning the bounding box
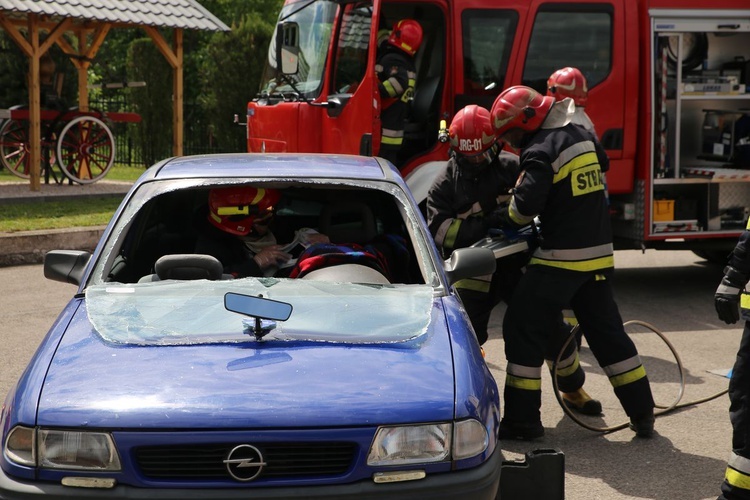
[376,48,416,147]
[426,151,520,257]
[500,123,613,272]
[727,222,750,321]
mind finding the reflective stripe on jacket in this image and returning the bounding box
[734,220,750,321]
[376,49,416,145]
[510,123,613,272]
[426,152,520,255]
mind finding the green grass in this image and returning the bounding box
[0,163,143,232]
[102,164,147,182]
[0,197,123,232]
[0,163,146,183]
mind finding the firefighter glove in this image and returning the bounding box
[714,266,748,325]
[480,198,498,214]
[485,206,507,230]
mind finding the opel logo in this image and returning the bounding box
[223,444,266,482]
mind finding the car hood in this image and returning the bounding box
[36,282,456,429]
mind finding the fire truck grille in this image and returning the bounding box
[135,442,356,479]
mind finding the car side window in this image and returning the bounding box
[332,2,372,94]
[522,5,612,94]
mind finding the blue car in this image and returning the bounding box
[0,154,558,499]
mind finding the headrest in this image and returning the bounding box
[154,254,224,280]
[319,202,377,244]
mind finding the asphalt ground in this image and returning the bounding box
[0,250,735,499]
[0,178,737,498]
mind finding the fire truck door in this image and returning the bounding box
[513,0,630,191]
[320,0,382,157]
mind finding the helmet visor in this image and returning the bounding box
[458,147,495,165]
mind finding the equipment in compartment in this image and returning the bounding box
[653,199,675,222]
[666,33,708,72]
[722,56,750,88]
[653,220,700,233]
[735,113,750,167]
[700,110,747,163]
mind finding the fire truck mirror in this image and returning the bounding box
[277,22,300,76]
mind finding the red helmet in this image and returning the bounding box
[208,186,281,236]
[387,19,423,56]
[490,86,555,144]
[547,67,588,107]
[449,105,497,163]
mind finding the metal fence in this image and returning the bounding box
[90,95,227,167]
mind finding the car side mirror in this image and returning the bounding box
[443,247,496,286]
[44,250,91,285]
[277,22,300,75]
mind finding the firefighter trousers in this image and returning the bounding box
[457,253,585,393]
[501,265,655,425]
[720,321,750,500]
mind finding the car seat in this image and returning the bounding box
[138,254,233,282]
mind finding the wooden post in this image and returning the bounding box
[77,30,88,111]
[28,15,41,191]
[143,25,184,158]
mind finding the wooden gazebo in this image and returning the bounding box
[0,0,229,190]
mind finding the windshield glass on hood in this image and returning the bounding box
[259,0,339,97]
[85,279,434,345]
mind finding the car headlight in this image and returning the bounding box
[367,423,451,466]
[39,429,121,471]
[5,426,35,466]
[452,419,489,460]
[367,420,489,467]
[4,426,121,471]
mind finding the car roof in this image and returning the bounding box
[149,153,394,182]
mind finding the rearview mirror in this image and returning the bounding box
[225,292,293,341]
[225,292,293,322]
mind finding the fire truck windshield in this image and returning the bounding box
[259,0,339,98]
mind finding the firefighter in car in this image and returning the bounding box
[425,104,603,417]
[489,85,655,440]
[197,186,396,281]
[375,19,422,167]
[196,186,329,278]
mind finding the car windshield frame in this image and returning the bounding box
[259,0,340,97]
[88,177,442,290]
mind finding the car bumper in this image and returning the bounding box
[0,447,502,500]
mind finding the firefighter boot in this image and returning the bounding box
[498,420,544,441]
[628,412,655,438]
[561,388,603,416]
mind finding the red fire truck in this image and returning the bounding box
[246,0,750,262]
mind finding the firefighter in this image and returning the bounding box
[547,66,595,132]
[375,19,422,167]
[547,66,607,339]
[195,186,329,277]
[489,86,655,440]
[425,104,602,416]
[714,221,750,499]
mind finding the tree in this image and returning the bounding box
[127,38,173,165]
[199,12,276,152]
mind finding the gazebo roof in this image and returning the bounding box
[0,0,229,31]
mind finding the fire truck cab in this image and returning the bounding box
[247,0,750,261]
